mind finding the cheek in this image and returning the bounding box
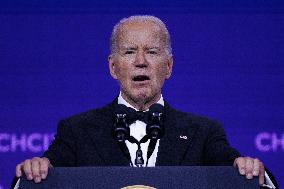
[115,65,127,79]
[155,65,168,82]
[117,69,132,87]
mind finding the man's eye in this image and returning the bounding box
[124,50,135,54]
[148,50,158,54]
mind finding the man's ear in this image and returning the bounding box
[108,55,118,79]
[165,56,173,79]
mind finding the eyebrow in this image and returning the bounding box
[120,46,137,50]
[146,47,160,50]
[120,46,161,51]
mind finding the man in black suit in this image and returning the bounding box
[14,15,276,188]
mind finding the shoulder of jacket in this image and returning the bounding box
[168,106,221,129]
[59,101,115,126]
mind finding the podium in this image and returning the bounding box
[19,166,259,189]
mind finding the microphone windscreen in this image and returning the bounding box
[149,103,163,113]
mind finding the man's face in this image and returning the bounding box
[109,21,173,106]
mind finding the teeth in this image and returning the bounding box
[133,75,150,81]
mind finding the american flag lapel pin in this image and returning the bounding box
[179,135,188,140]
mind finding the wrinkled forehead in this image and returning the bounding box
[116,20,167,47]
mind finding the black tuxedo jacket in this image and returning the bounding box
[11,99,279,188]
[43,99,240,167]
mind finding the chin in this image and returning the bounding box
[131,89,151,101]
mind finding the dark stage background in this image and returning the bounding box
[0,1,283,188]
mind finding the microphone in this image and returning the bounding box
[147,104,165,140]
[113,105,130,143]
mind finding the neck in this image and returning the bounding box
[121,92,161,111]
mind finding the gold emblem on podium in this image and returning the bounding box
[121,185,156,189]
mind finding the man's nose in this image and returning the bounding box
[134,51,148,68]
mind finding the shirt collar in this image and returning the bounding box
[118,92,164,111]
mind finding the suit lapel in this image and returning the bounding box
[156,102,197,165]
[85,99,130,166]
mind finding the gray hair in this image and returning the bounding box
[110,15,172,56]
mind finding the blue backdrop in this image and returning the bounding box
[0,1,283,188]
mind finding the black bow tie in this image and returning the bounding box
[127,109,150,125]
[116,104,150,125]
[115,103,164,125]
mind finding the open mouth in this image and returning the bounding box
[132,75,150,82]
